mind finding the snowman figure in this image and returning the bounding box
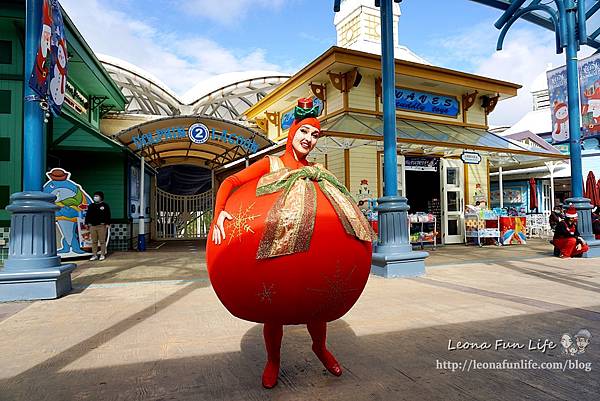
[552,101,569,142]
[49,38,67,109]
[358,179,371,201]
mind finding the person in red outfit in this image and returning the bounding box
[211,99,345,389]
[553,205,589,258]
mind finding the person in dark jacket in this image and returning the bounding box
[85,191,111,261]
[553,205,589,258]
[549,205,564,231]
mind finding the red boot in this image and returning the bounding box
[262,323,283,388]
[307,321,342,376]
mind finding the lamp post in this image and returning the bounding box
[0,0,75,301]
[334,0,428,277]
[492,0,600,256]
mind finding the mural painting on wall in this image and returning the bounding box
[42,168,110,258]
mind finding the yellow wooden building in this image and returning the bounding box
[243,46,567,244]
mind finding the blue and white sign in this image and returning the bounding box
[131,123,260,154]
[188,123,210,144]
[395,88,459,117]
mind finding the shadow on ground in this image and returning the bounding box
[0,295,597,401]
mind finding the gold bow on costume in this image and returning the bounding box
[255,163,375,259]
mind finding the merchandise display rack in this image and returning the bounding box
[409,213,437,250]
[464,212,501,247]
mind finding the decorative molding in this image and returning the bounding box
[327,71,345,92]
[327,67,362,93]
[265,111,280,126]
[481,94,500,115]
[375,76,382,101]
[255,118,268,132]
[462,90,479,112]
[309,83,327,101]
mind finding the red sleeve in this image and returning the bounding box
[213,157,271,221]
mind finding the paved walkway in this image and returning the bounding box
[0,240,598,401]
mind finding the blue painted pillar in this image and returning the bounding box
[0,0,76,301]
[371,0,428,278]
[563,1,599,255]
[23,0,44,191]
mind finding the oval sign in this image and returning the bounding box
[461,151,482,165]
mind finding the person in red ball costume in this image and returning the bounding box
[208,98,374,389]
[553,205,589,258]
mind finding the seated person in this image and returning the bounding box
[553,205,589,258]
[592,205,600,240]
[549,205,564,231]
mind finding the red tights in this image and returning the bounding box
[262,321,342,388]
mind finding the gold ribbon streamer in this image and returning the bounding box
[255,159,374,259]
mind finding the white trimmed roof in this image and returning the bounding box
[500,108,552,136]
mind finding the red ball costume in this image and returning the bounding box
[206,99,373,388]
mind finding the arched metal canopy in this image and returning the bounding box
[113,116,274,169]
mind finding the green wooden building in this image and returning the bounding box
[0,0,152,259]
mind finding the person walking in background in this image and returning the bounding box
[85,191,111,261]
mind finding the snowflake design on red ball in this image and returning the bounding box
[257,283,276,304]
[307,262,361,319]
[227,202,260,244]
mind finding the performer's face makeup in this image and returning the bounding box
[292,124,319,158]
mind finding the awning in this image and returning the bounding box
[113,115,275,169]
[320,113,567,168]
[51,108,123,153]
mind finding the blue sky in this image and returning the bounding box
[61,0,593,125]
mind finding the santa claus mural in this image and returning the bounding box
[29,0,52,98]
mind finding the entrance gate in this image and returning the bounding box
[154,188,213,240]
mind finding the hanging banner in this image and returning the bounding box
[28,0,52,99]
[28,0,68,116]
[547,65,569,144]
[579,53,600,139]
[48,0,68,115]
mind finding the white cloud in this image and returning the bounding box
[426,22,595,127]
[179,0,285,24]
[60,0,284,96]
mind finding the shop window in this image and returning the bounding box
[0,186,9,209]
[446,167,458,186]
[0,40,11,64]
[0,138,9,161]
[0,90,11,114]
